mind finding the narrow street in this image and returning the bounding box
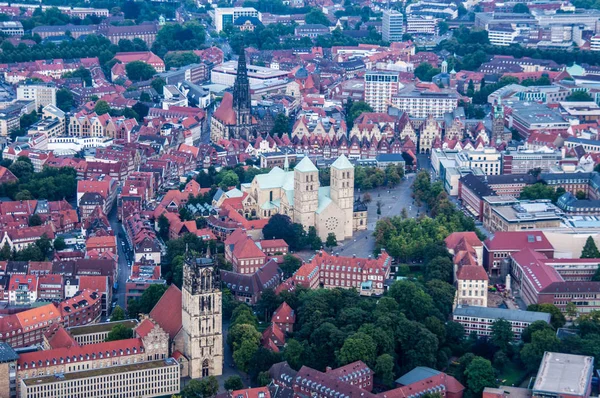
[107,205,132,311]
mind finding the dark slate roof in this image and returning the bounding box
[486,174,537,185]
[0,342,18,363]
[459,174,496,198]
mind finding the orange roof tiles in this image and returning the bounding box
[149,284,182,340]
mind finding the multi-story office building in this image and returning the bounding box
[211,60,289,87]
[382,10,404,42]
[406,16,438,35]
[501,149,562,174]
[364,71,400,113]
[19,358,180,398]
[0,21,23,36]
[453,305,551,339]
[391,84,459,118]
[456,149,502,176]
[214,7,260,32]
[488,25,518,46]
[17,83,57,109]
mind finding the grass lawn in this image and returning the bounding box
[499,361,528,387]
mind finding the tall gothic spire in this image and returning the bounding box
[233,48,251,113]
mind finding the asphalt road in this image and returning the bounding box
[108,205,132,311]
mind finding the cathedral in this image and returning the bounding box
[241,154,366,240]
[211,50,258,142]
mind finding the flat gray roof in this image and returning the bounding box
[533,352,594,396]
[453,305,551,323]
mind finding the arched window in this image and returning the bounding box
[202,359,210,377]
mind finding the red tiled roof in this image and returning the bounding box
[456,265,488,281]
[17,338,144,369]
[213,92,236,125]
[272,302,295,324]
[511,248,564,293]
[44,325,79,349]
[232,387,271,398]
[233,237,267,260]
[484,231,553,252]
[445,231,482,250]
[149,284,182,340]
[78,276,108,293]
[136,318,156,338]
[260,239,288,249]
[378,373,464,398]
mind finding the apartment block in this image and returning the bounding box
[17,84,57,109]
[364,71,399,113]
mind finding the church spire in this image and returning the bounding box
[284,152,289,171]
[233,48,251,114]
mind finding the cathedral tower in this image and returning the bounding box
[293,156,319,231]
[330,155,355,239]
[232,49,252,138]
[181,252,223,379]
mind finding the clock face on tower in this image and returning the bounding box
[325,217,339,231]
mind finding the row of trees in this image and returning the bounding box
[438,26,600,72]
[195,164,270,189]
[0,158,77,201]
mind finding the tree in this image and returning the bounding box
[375,353,395,387]
[28,214,42,227]
[224,376,244,391]
[255,288,281,322]
[522,320,554,343]
[513,3,530,13]
[127,284,168,319]
[491,319,514,353]
[125,60,157,81]
[111,305,126,321]
[337,332,377,368]
[305,8,330,25]
[94,100,111,115]
[528,303,566,329]
[566,91,593,102]
[581,236,600,258]
[56,88,74,112]
[217,170,240,189]
[151,77,166,93]
[257,371,271,386]
[281,254,302,278]
[424,256,453,283]
[520,329,561,371]
[325,233,338,248]
[389,280,439,322]
[363,192,372,204]
[182,376,219,398]
[566,301,578,319]
[464,357,497,395]
[105,324,133,342]
[262,214,305,251]
[234,338,260,372]
[157,214,170,241]
[53,236,66,251]
[271,113,290,137]
[283,338,305,370]
[346,101,373,129]
[426,280,456,319]
[576,190,587,200]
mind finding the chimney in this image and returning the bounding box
[336,253,339,257]
[353,254,356,258]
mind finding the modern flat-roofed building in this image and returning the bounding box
[482,198,563,233]
[391,84,459,118]
[532,352,593,398]
[0,21,23,36]
[452,305,551,339]
[382,10,405,42]
[501,149,562,175]
[507,102,570,139]
[214,7,260,32]
[211,60,289,87]
[406,16,438,35]
[17,83,57,109]
[364,71,400,113]
[19,358,180,398]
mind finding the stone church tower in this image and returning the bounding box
[293,156,319,231]
[330,155,354,239]
[491,99,505,144]
[181,252,223,379]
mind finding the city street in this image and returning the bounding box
[108,205,132,311]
